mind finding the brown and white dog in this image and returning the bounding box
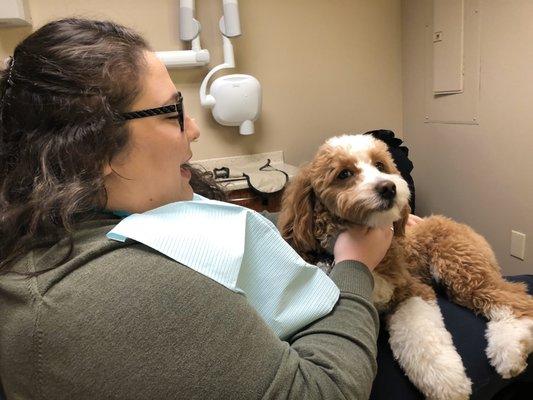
[278,134,533,400]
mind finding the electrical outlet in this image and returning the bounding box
[510,230,526,260]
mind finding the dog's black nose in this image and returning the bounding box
[376,181,396,200]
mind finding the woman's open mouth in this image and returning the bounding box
[180,163,192,179]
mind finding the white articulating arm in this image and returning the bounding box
[179,0,200,40]
[219,0,241,37]
[199,0,241,106]
[200,36,235,107]
[155,0,210,69]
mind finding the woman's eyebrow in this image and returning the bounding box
[159,92,179,107]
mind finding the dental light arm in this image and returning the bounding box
[199,0,238,107]
[219,0,241,37]
[155,0,210,68]
[199,36,234,107]
[179,0,200,40]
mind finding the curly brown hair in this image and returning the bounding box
[0,19,229,275]
[0,18,152,273]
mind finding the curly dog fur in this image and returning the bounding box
[278,134,533,400]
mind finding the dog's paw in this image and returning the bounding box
[423,371,472,400]
[388,297,472,400]
[486,310,533,378]
[405,345,472,400]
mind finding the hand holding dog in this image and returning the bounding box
[406,214,423,228]
[333,225,393,270]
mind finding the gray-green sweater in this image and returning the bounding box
[0,216,378,399]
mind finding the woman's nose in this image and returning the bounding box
[185,115,200,142]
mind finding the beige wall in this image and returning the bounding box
[402,0,533,275]
[0,0,403,166]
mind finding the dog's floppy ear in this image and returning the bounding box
[277,168,318,254]
[393,204,411,237]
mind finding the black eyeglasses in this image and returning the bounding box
[121,92,184,132]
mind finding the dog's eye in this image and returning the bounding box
[337,169,354,180]
[375,162,386,172]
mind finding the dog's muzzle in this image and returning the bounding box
[376,181,396,200]
[374,181,397,211]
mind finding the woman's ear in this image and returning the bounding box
[102,161,113,178]
[393,204,411,237]
[277,168,318,254]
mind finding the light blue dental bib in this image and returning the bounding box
[107,194,340,340]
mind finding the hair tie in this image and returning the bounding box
[5,56,15,86]
[1,56,15,110]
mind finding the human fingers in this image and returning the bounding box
[406,214,423,227]
[334,225,393,270]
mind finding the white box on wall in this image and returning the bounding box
[433,0,464,94]
[425,0,481,125]
[0,0,32,27]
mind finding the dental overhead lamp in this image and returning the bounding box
[157,0,262,135]
[199,0,262,135]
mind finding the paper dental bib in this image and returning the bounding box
[107,194,340,339]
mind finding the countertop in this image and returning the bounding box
[192,151,299,191]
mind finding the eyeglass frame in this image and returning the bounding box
[120,92,184,132]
